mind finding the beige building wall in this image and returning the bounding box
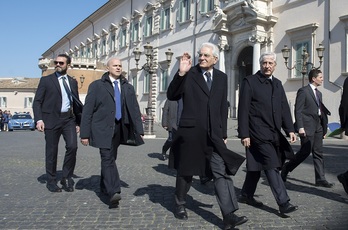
[0,78,39,116]
[37,0,348,125]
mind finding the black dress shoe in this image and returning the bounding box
[337,174,348,194]
[223,212,248,230]
[238,195,263,207]
[109,193,121,208]
[279,202,298,214]
[315,180,334,188]
[46,183,62,193]
[174,205,188,220]
[60,178,74,192]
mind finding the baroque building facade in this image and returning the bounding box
[38,0,348,123]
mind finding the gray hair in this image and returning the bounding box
[105,56,121,66]
[199,42,219,59]
[259,52,277,65]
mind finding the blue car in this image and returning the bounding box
[8,113,35,131]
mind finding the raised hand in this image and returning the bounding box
[178,52,192,76]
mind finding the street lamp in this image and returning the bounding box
[133,43,173,136]
[281,43,325,86]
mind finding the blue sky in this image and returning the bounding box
[0,0,108,78]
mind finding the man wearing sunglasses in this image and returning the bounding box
[33,54,82,193]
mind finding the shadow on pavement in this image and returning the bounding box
[133,184,222,228]
[75,175,130,206]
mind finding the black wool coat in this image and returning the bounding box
[167,65,245,176]
[238,71,295,170]
[80,73,144,148]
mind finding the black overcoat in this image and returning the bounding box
[80,73,144,148]
[238,71,295,170]
[167,65,245,176]
[339,77,348,135]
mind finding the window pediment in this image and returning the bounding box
[159,0,174,8]
[132,10,143,20]
[109,23,118,31]
[93,33,100,40]
[101,28,108,36]
[339,15,348,28]
[285,23,319,36]
[120,17,130,26]
[143,2,157,12]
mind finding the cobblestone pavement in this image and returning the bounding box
[1,119,348,229]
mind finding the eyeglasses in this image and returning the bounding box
[54,61,65,65]
[198,53,212,58]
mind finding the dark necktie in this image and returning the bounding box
[205,71,212,90]
[314,88,320,105]
[315,88,322,115]
[267,78,273,93]
[62,76,72,105]
[114,80,122,120]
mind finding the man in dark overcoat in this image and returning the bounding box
[238,52,298,214]
[167,42,247,230]
[337,77,348,194]
[80,57,144,208]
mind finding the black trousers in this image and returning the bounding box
[44,116,77,184]
[175,152,238,217]
[284,120,326,182]
[99,120,122,197]
[241,169,290,206]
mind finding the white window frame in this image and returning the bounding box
[0,97,7,107]
[160,7,171,31]
[294,41,311,78]
[160,69,169,92]
[80,43,86,58]
[200,0,214,14]
[109,23,118,53]
[178,0,192,24]
[143,2,158,38]
[340,15,348,74]
[144,74,150,94]
[131,22,140,43]
[144,15,153,37]
[119,17,129,49]
[284,23,319,79]
[24,97,33,108]
[131,10,142,44]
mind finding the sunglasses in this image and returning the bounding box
[54,61,65,65]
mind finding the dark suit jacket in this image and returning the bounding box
[33,73,82,129]
[339,77,348,135]
[162,99,178,131]
[79,72,144,149]
[238,71,295,170]
[295,84,330,137]
[167,64,245,176]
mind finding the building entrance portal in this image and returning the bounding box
[233,46,253,118]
